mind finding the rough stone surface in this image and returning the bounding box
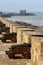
[31,36,43,65]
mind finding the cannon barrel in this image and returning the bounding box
[10,43,31,50]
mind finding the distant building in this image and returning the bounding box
[20,10,26,15]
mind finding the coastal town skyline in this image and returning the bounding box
[0,0,43,12]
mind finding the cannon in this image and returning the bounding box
[5,43,31,59]
[1,32,17,42]
[0,27,10,34]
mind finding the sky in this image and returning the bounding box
[0,0,43,12]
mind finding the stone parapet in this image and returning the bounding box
[23,31,42,44]
[31,35,43,65]
[17,27,35,44]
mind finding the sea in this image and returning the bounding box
[5,13,43,26]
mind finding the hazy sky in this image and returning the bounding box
[0,0,43,12]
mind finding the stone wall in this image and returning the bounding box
[0,17,25,33]
[0,17,33,33]
[0,17,14,32]
[31,36,43,65]
[12,25,27,33]
[22,31,41,44]
[23,31,32,44]
[17,28,35,44]
[0,17,43,65]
